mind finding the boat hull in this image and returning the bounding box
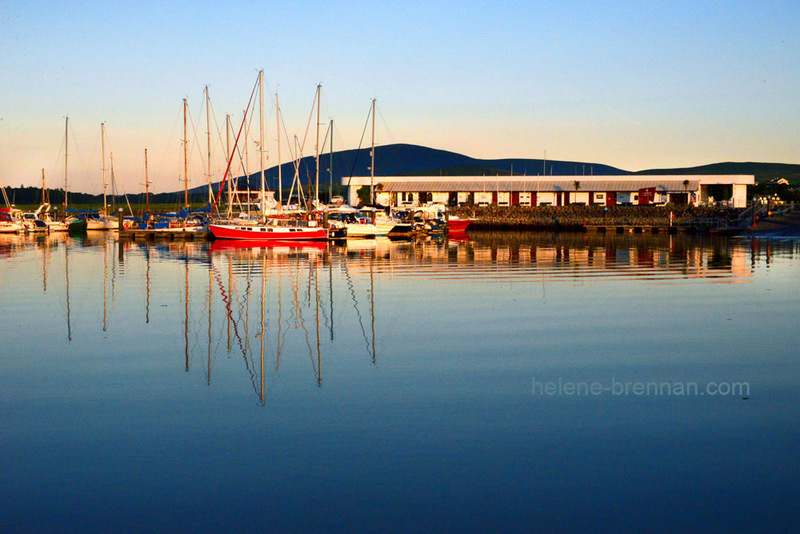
[344,223,378,239]
[209,223,327,241]
[68,220,88,232]
[386,223,416,239]
[0,223,24,233]
[448,218,473,232]
[46,222,69,232]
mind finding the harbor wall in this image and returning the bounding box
[453,205,743,230]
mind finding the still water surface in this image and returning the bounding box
[1,231,799,532]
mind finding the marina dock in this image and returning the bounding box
[118,228,209,241]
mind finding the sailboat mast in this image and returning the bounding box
[145,148,150,213]
[41,168,46,205]
[370,99,375,205]
[183,98,189,209]
[293,134,300,204]
[206,86,212,206]
[259,70,266,216]
[315,83,321,207]
[101,122,107,215]
[65,116,69,209]
[226,114,232,217]
[276,92,282,211]
[329,119,334,202]
[243,108,250,218]
[111,152,121,215]
[543,149,546,175]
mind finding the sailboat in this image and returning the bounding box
[208,71,327,242]
[27,170,68,232]
[0,208,25,233]
[0,179,25,233]
[326,204,377,238]
[59,117,88,233]
[85,123,118,230]
[328,99,403,238]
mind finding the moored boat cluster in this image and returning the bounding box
[123,203,472,242]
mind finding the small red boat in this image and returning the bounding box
[447,217,474,233]
[208,221,327,241]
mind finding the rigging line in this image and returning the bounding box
[319,96,334,130]
[214,262,256,388]
[112,164,135,217]
[65,121,94,196]
[210,259,247,354]
[318,283,331,331]
[299,87,318,156]
[186,100,206,186]
[213,73,260,209]
[280,122,307,209]
[346,102,373,187]
[193,88,215,195]
[342,261,371,357]
[243,97,259,190]
[149,102,184,196]
[279,268,296,349]
[319,122,331,155]
[90,127,102,181]
[209,260,259,395]
[222,111,246,205]
[208,100,232,181]
[376,103,396,145]
[49,128,66,190]
[230,117,251,212]
[100,127,113,199]
[295,278,319,382]
[244,264,254,355]
[279,111,299,169]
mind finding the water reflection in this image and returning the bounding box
[2,230,798,401]
[2,230,799,531]
[207,243,324,402]
[368,231,764,283]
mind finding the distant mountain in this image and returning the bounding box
[160,144,800,199]
[215,143,627,196]
[634,162,800,183]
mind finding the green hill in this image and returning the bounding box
[634,162,800,184]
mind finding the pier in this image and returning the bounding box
[118,228,209,242]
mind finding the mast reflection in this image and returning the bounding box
[10,230,799,401]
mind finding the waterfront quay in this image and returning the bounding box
[456,204,756,233]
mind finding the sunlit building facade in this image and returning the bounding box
[345,175,754,208]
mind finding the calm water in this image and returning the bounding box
[1,230,799,532]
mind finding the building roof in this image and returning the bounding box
[379,179,701,193]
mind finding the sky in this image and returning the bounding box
[1,0,798,195]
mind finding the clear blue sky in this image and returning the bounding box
[1,0,798,194]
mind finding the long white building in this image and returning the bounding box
[344,175,754,208]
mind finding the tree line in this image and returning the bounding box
[1,186,212,208]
